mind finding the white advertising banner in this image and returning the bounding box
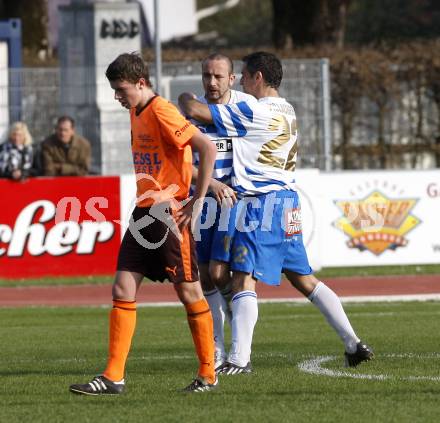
[120,169,440,269]
[294,169,323,271]
[119,174,137,236]
[321,170,440,267]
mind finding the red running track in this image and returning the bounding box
[0,275,439,307]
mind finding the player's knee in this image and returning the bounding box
[199,263,216,291]
[208,261,230,289]
[231,272,256,294]
[287,272,318,296]
[174,281,204,305]
[209,269,230,290]
[112,284,132,301]
[201,276,216,292]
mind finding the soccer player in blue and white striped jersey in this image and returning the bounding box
[182,52,373,374]
[190,54,257,369]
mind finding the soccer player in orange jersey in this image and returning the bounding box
[69,53,217,395]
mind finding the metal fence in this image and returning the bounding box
[0,59,331,175]
[161,59,331,171]
[331,85,440,170]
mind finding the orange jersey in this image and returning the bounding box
[130,96,198,207]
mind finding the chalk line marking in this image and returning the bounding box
[135,294,440,308]
[298,353,440,382]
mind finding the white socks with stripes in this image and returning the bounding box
[209,282,359,366]
[228,290,258,367]
[309,282,360,353]
[204,289,228,363]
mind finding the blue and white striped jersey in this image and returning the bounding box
[192,90,255,186]
[208,96,298,196]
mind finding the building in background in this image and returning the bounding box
[47,0,198,52]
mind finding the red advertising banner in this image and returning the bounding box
[0,176,121,278]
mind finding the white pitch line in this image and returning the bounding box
[8,351,440,384]
[298,355,440,382]
[298,356,388,380]
[262,311,402,321]
[135,293,440,307]
[336,294,440,303]
[6,351,292,365]
[258,293,440,304]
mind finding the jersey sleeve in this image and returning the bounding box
[154,99,198,148]
[208,101,265,138]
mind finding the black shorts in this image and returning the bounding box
[117,206,199,283]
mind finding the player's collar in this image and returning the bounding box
[258,96,284,103]
[135,94,159,116]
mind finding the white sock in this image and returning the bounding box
[219,284,233,324]
[309,282,360,353]
[204,289,227,362]
[228,290,258,367]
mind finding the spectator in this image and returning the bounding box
[42,116,91,176]
[0,121,35,181]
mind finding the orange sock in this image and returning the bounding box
[185,298,215,384]
[103,300,136,382]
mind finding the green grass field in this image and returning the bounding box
[2,301,440,422]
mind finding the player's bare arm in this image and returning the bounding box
[178,93,213,124]
[191,164,199,185]
[176,130,216,227]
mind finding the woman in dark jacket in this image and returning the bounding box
[0,121,34,181]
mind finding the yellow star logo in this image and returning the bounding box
[334,191,421,255]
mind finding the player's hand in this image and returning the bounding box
[174,197,203,230]
[209,180,237,207]
[178,92,197,114]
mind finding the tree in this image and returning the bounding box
[346,0,440,45]
[272,0,351,48]
[0,0,47,52]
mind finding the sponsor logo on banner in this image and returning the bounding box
[333,189,421,256]
[0,177,121,278]
[427,182,440,198]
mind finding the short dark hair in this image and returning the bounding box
[202,53,234,74]
[105,52,152,86]
[242,51,283,89]
[57,115,75,128]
